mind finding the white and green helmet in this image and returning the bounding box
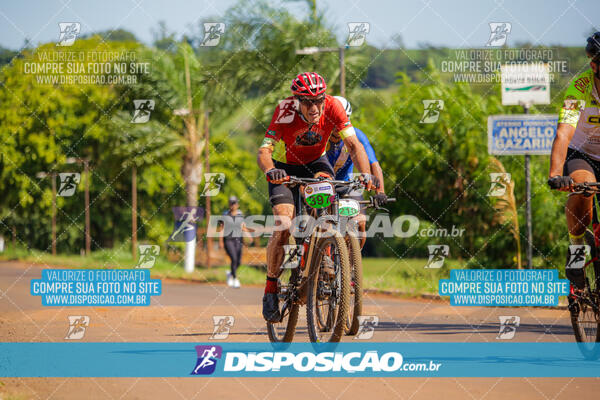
[334,96,352,118]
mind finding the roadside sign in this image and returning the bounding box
[501,63,550,105]
[487,114,557,155]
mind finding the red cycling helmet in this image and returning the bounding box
[290,72,327,97]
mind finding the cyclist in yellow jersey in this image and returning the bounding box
[548,32,600,290]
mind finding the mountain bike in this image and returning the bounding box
[266,176,363,343]
[337,192,396,335]
[565,182,600,356]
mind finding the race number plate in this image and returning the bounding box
[339,198,360,217]
[304,182,334,209]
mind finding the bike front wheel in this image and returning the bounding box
[570,229,600,356]
[306,232,351,343]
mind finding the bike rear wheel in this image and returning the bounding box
[267,267,300,343]
[306,233,351,343]
[345,235,363,335]
[570,229,600,349]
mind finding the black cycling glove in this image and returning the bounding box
[373,193,388,208]
[266,168,288,183]
[547,175,573,190]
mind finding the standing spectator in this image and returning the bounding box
[219,196,244,288]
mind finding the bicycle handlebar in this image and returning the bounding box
[569,182,600,196]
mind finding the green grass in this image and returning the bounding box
[0,246,453,295]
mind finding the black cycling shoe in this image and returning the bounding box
[568,295,580,315]
[262,293,281,322]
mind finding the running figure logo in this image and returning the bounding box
[487,173,511,197]
[497,315,520,339]
[200,173,225,197]
[425,245,449,269]
[200,23,225,47]
[420,100,444,123]
[57,173,81,197]
[191,345,222,375]
[566,245,590,270]
[210,316,234,340]
[355,315,379,340]
[57,22,81,46]
[65,316,90,340]
[168,207,204,242]
[275,99,297,123]
[486,22,511,47]
[346,23,370,47]
[281,245,303,269]
[136,245,160,268]
[131,100,155,123]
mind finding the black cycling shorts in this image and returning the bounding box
[268,156,334,207]
[563,148,600,178]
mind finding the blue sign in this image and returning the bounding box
[487,114,558,155]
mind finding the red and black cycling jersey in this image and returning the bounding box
[260,95,355,165]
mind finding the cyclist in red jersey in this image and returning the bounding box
[257,72,375,322]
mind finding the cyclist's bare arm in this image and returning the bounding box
[371,161,385,193]
[549,123,576,188]
[343,134,370,175]
[257,147,275,174]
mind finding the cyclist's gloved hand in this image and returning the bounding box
[266,168,288,184]
[359,173,376,191]
[373,193,388,208]
[547,175,573,190]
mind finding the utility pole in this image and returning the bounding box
[132,164,137,260]
[51,173,57,255]
[66,157,91,255]
[296,47,347,97]
[204,110,211,268]
[339,47,345,97]
[36,171,57,255]
[84,160,90,255]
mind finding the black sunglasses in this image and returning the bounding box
[297,96,325,106]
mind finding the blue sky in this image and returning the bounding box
[0,0,598,50]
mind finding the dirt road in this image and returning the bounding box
[1,260,598,399]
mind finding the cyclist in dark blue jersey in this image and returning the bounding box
[326,96,388,248]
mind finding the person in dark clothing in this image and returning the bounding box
[219,196,245,288]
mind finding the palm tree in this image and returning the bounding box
[489,157,522,268]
